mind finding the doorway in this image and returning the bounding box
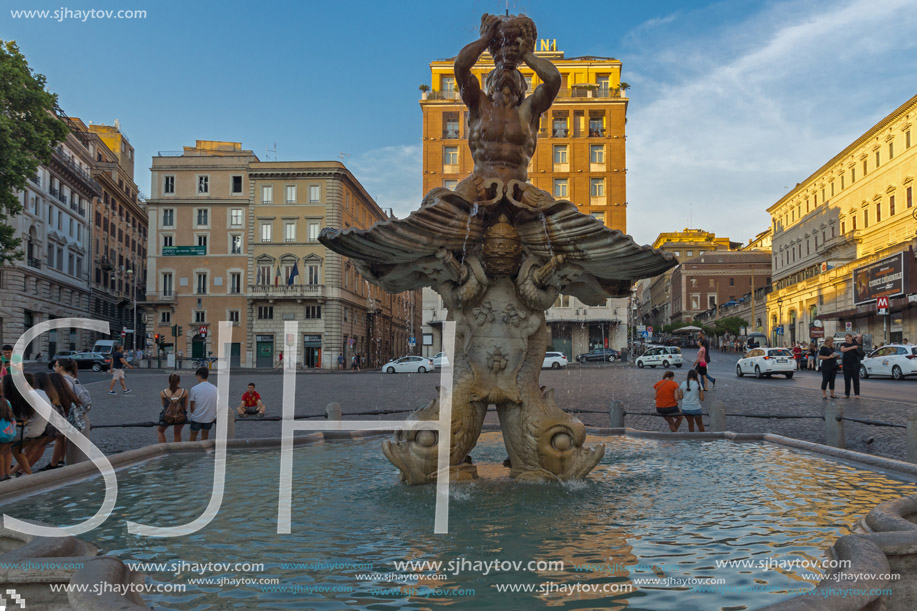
[191,335,205,359]
[256,335,274,368]
[230,342,241,367]
[303,334,322,368]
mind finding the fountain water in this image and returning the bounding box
[320,12,676,484]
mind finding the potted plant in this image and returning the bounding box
[419,84,430,100]
[619,82,631,97]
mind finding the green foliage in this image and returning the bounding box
[0,40,69,264]
[713,316,749,337]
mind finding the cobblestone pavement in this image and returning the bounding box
[48,348,917,462]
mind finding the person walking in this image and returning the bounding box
[840,333,863,399]
[818,337,840,399]
[107,344,133,395]
[697,331,716,388]
[158,373,188,443]
[188,367,218,441]
[653,370,682,432]
[694,339,711,391]
[678,369,705,432]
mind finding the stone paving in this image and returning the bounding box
[40,348,917,463]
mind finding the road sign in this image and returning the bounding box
[408,336,416,346]
[640,330,649,338]
[637,325,646,333]
[776,326,784,335]
[349,338,355,346]
[162,245,206,256]
[877,295,890,315]
[199,325,208,336]
[845,322,853,332]
[120,330,126,337]
[646,326,653,335]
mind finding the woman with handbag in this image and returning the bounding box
[158,373,188,443]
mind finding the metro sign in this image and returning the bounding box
[876,295,890,315]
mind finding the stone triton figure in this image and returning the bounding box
[320,13,677,484]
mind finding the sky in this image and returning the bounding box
[4,0,917,246]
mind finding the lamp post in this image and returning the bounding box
[125,269,137,353]
[776,297,784,347]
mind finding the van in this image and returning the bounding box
[91,340,118,356]
[745,332,768,349]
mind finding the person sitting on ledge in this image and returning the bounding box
[653,370,682,432]
[237,383,265,418]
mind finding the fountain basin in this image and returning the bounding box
[2,429,917,610]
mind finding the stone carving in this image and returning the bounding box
[320,13,676,484]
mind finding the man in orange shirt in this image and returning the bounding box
[653,371,682,432]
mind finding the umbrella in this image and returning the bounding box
[673,325,703,333]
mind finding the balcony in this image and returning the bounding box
[52,147,100,196]
[154,292,175,303]
[27,256,41,269]
[249,284,324,300]
[99,256,114,271]
[442,130,460,139]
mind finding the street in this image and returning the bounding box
[24,347,913,464]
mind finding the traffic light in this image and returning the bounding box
[154,334,161,345]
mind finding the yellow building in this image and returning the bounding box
[766,93,917,347]
[420,38,628,231]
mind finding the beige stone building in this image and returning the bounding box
[145,141,256,364]
[766,93,917,347]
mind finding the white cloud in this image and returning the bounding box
[348,144,422,220]
[623,0,917,246]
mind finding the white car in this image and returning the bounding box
[736,347,795,378]
[635,346,684,369]
[860,345,917,380]
[543,352,568,369]
[432,352,449,368]
[384,356,434,374]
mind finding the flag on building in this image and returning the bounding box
[275,265,281,286]
[288,261,299,286]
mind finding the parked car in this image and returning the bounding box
[860,344,917,380]
[635,346,684,369]
[48,351,111,372]
[576,348,619,363]
[735,347,795,378]
[384,356,434,374]
[432,352,449,368]
[46,350,78,367]
[543,352,568,369]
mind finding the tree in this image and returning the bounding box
[0,40,69,264]
[713,316,749,337]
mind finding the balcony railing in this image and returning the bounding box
[442,129,460,139]
[249,284,324,299]
[27,256,41,269]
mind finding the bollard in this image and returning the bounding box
[66,415,90,465]
[907,412,917,464]
[608,400,624,428]
[824,402,845,449]
[325,402,343,420]
[709,400,727,432]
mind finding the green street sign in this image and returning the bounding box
[162,245,206,256]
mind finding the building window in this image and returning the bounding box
[553,179,568,198]
[889,142,894,160]
[285,185,296,203]
[841,175,845,189]
[590,145,604,164]
[163,176,175,195]
[230,234,242,254]
[305,305,322,319]
[284,222,296,242]
[194,311,206,324]
[443,179,458,190]
[552,118,567,137]
[443,146,458,166]
[230,208,243,226]
[195,273,208,295]
[257,264,272,285]
[231,175,243,194]
[590,178,605,197]
[907,131,911,149]
[309,185,320,203]
[307,264,321,285]
[864,209,869,228]
[262,185,273,204]
[588,117,604,137]
[888,194,895,216]
[308,222,320,242]
[553,145,567,164]
[197,175,209,194]
[196,208,209,227]
[257,306,273,320]
[691,294,700,310]
[161,273,173,297]
[227,310,240,325]
[590,212,605,223]
[261,223,272,243]
[443,113,459,139]
[197,234,208,249]
[441,75,455,96]
[160,311,171,324]
[908,186,913,209]
[162,234,173,248]
[229,272,241,294]
[862,159,867,176]
[162,209,174,227]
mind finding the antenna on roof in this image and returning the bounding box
[338,152,351,165]
[506,0,509,16]
[266,142,277,161]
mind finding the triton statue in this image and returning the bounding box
[320,13,676,483]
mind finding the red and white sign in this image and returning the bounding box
[199,326,208,336]
[877,295,890,315]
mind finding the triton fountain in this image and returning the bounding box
[320,13,677,483]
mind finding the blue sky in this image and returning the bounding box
[4,0,917,246]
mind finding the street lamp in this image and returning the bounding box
[776,297,784,347]
[125,268,137,353]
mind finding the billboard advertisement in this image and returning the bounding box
[853,252,906,305]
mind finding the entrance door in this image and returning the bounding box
[191,335,205,359]
[230,342,241,367]
[256,335,274,368]
[303,335,322,368]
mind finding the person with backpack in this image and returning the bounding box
[158,373,188,443]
